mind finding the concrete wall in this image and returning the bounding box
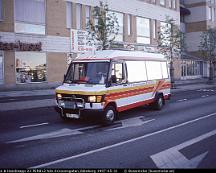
[47,52,67,83]
[4,51,15,86]
[46,0,69,37]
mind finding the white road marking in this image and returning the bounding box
[31,112,216,168]
[201,95,209,98]
[151,129,216,168]
[107,118,155,131]
[177,99,188,102]
[20,123,49,129]
[7,125,99,144]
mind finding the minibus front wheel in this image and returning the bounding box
[103,105,117,125]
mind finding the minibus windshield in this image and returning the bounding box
[64,62,109,84]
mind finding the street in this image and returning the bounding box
[0,87,216,168]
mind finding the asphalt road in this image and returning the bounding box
[0,87,216,169]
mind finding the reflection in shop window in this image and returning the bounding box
[15,52,47,83]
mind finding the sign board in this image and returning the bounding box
[70,29,95,53]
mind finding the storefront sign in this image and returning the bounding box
[0,41,42,51]
[71,29,95,53]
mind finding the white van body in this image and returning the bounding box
[55,50,171,124]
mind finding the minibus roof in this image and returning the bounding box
[74,50,167,62]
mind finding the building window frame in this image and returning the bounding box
[136,16,150,44]
[66,1,73,29]
[108,11,124,42]
[76,3,82,30]
[85,5,91,29]
[14,0,46,35]
[172,0,176,9]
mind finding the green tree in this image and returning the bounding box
[199,28,216,83]
[157,17,182,88]
[86,1,119,50]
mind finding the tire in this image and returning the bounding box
[59,112,69,121]
[152,94,164,110]
[103,105,116,125]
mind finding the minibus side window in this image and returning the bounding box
[111,63,126,84]
[146,61,163,80]
[126,61,147,83]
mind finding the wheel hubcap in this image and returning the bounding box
[158,98,163,107]
[106,110,114,121]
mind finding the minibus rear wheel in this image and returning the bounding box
[103,105,116,125]
[152,94,164,110]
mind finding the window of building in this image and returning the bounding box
[126,61,147,82]
[14,0,45,35]
[15,52,47,84]
[66,1,73,28]
[128,14,132,36]
[0,0,3,21]
[137,17,150,44]
[160,0,165,6]
[109,11,123,42]
[181,60,202,77]
[208,7,212,20]
[172,0,176,9]
[168,0,172,8]
[152,20,157,39]
[85,5,91,28]
[0,52,3,84]
[76,3,82,30]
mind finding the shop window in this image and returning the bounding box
[136,17,150,44]
[14,0,45,35]
[15,52,47,83]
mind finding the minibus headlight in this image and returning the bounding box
[57,94,62,99]
[88,96,96,102]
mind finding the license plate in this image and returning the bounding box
[59,101,76,109]
[66,113,80,119]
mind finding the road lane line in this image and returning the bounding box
[107,119,155,131]
[31,112,216,168]
[20,123,49,129]
[177,99,188,102]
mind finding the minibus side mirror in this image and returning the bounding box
[63,74,66,83]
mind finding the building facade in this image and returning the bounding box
[0,0,180,90]
[180,0,216,80]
